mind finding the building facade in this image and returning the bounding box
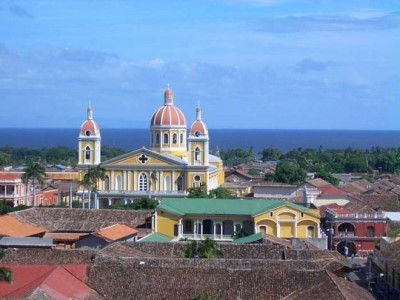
[154,198,321,241]
[77,88,224,208]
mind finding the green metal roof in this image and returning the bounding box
[139,232,173,243]
[157,198,309,217]
[233,233,263,244]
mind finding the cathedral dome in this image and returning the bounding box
[150,88,186,127]
[80,105,100,136]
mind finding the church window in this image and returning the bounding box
[139,173,148,191]
[164,133,169,144]
[366,226,375,237]
[116,175,122,190]
[194,175,201,182]
[85,130,91,136]
[156,134,160,144]
[85,146,91,161]
[195,131,201,137]
[176,176,183,191]
[194,147,201,162]
[180,134,183,144]
[165,176,171,191]
[173,134,177,144]
[104,176,110,190]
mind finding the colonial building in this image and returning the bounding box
[77,88,224,208]
[154,198,321,241]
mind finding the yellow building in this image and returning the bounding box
[155,198,321,241]
[77,88,224,208]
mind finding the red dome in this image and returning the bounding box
[80,119,100,136]
[151,105,186,127]
[190,120,208,136]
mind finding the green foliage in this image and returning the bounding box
[107,197,158,210]
[0,202,29,215]
[387,228,400,238]
[247,169,260,176]
[187,185,208,198]
[181,238,223,259]
[274,161,307,185]
[0,267,12,283]
[0,248,5,259]
[208,187,236,199]
[232,229,247,240]
[314,169,339,185]
[264,173,275,182]
[260,147,283,161]
[101,146,127,161]
[219,147,255,167]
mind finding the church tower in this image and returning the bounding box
[78,104,101,166]
[150,87,187,158]
[188,104,209,166]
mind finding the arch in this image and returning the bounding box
[173,133,177,144]
[194,147,201,162]
[176,176,183,191]
[338,223,356,236]
[366,226,375,237]
[297,220,319,239]
[163,133,169,144]
[165,176,171,191]
[242,220,255,236]
[336,241,357,257]
[104,176,110,190]
[215,223,222,235]
[256,219,277,236]
[183,220,193,234]
[223,220,234,236]
[85,146,91,161]
[115,175,122,190]
[139,173,148,191]
[203,219,213,235]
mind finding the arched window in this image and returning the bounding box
[366,226,375,237]
[307,226,315,238]
[139,173,148,191]
[156,134,160,144]
[180,134,183,144]
[194,147,201,162]
[104,176,110,190]
[165,176,171,191]
[115,175,122,190]
[173,134,177,144]
[176,176,183,191]
[164,133,169,144]
[259,225,267,235]
[85,146,91,161]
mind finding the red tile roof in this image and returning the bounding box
[95,224,138,242]
[0,264,101,299]
[0,215,46,237]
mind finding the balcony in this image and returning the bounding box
[179,233,234,242]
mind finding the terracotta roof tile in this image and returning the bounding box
[0,215,45,237]
[95,224,137,242]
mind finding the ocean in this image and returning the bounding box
[2,128,400,155]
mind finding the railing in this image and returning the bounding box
[337,231,355,237]
[326,208,385,219]
[180,233,234,242]
[97,190,188,196]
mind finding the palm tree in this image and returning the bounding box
[80,165,105,209]
[198,237,223,259]
[21,162,46,207]
[79,173,92,209]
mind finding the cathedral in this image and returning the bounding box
[77,87,224,208]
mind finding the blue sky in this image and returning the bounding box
[0,0,399,129]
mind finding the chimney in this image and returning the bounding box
[303,186,320,207]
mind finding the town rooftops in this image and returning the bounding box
[0,215,46,237]
[139,232,173,243]
[157,198,317,217]
[11,207,152,232]
[94,224,138,242]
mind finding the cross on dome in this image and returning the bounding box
[87,102,93,120]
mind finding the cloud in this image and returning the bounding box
[8,3,34,19]
[257,12,400,33]
[291,58,329,74]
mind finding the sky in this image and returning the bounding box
[0,0,399,129]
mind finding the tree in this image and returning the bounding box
[314,169,339,185]
[208,187,236,199]
[148,172,158,198]
[133,197,158,210]
[181,238,223,259]
[21,161,46,207]
[187,184,208,198]
[260,147,283,161]
[80,165,106,209]
[274,161,306,185]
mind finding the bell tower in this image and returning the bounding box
[188,104,209,166]
[78,104,101,166]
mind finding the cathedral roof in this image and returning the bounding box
[190,105,208,136]
[150,88,186,127]
[80,105,100,136]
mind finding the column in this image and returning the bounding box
[277,222,281,238]
[133,171,137,191]
[124,198,128,205]
[111,170,115,190]
[108,198,112,206]
[213,222,216,240]
[200,221,203,239]
[127,171,131,191]
[294,219,298,238]
[124,171,128,190]
[178,219,182,237]
[152,215,155,233]
[317,224,321,238]
[221,222,224,240]
[194,222,197,239]
[95,193,99,209]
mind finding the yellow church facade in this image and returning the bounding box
[77,88,224,208]
[155,198,321,241]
